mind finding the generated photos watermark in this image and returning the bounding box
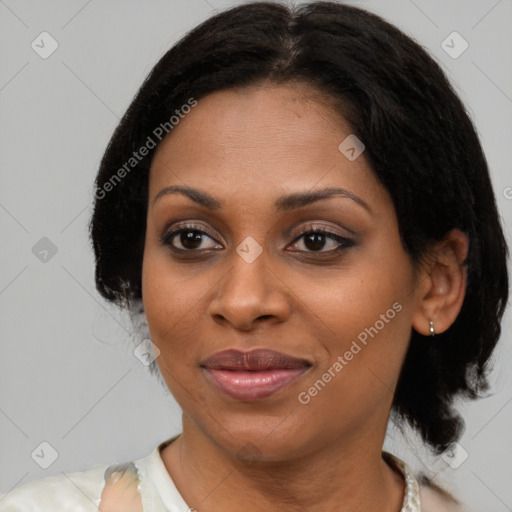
[298,301,403,405]
[94,97,198,200]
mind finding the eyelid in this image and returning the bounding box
[161,221,351,243]
[280,214,355,245]
[287,221,355,242]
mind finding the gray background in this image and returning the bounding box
[0,0,511,510]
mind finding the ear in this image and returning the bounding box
[412,229,469,336]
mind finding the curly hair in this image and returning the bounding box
[89,1,509,454]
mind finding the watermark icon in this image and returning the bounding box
[298,301,403,404]
[134,338,161,366]
[31,32,59,59]
[32,237,58,263]
[441,31,469,59]
[94,98,198,200]
[31,441,59,469]
[236,236,263,263]
[338,134,365,161]
[441,442,469,469]
[503,187,512,200]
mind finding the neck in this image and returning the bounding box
[161,418,405,512]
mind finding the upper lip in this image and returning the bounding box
[201,348,312,371]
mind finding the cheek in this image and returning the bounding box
[297,301,411,430]
[141,249,193,354]
[141,253,201,402]
[311,297,409,386]
[142,237,198,323]
[302,265,409,346]
[141,245,221,386]
[297,257,413,397]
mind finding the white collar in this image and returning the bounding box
[384,452,421,512]
[134,438,422,512]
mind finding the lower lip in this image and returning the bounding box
[205,368,307,401]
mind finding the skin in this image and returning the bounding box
[141,82,468,512]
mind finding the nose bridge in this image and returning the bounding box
[224,239,269,303]
[208,237,290,328]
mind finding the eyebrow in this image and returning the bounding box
[152,185,370,212]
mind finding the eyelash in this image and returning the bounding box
[160,222,355,256]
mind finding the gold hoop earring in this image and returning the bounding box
[429,320,436,337]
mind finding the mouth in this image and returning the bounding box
[200,348,312,401]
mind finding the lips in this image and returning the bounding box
[201,349,311,401]
[202,349,310,371]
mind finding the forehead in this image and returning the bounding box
[152,83,346,162]
[148,83,387,211]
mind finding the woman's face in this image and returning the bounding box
[142,83,425,461]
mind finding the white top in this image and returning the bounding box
[0,436,460,511]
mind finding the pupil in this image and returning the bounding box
[305,233,325,251]
[181,231,202,249]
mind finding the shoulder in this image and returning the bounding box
[420,476,464,512]
[0,463,108,512]
[383,452,467,512]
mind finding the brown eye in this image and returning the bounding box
[288,228,355,253]
[161,225,222,252]
[304,232,328,251]
[179,230,204,250]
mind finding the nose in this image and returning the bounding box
[207,245,292,331]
